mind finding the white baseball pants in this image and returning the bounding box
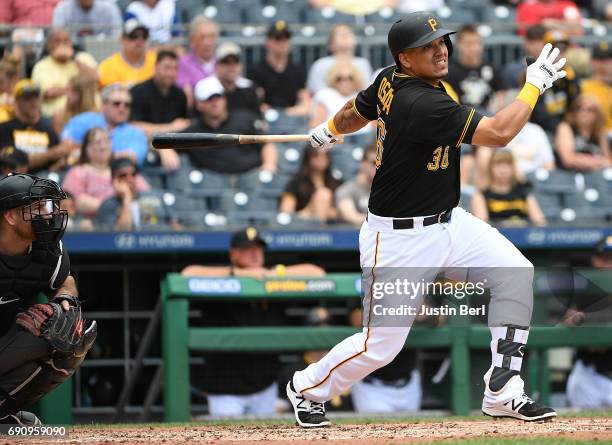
[293,206,533,403]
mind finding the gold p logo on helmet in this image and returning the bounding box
[428,18,438,32]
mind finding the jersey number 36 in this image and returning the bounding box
[427,145,450,171]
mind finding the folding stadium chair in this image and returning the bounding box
[305,6,356,24]
[527,169,578,194]
[278,144,303,175]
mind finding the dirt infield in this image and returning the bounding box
[8,416,612,445]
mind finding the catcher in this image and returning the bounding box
[0,173,96,426]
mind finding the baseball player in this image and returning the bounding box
[287,12,566,427]
[0,173,96,426]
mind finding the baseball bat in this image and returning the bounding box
[152,133,327,149]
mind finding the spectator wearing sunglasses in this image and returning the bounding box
[555,95,611,171]
[98,19,157,88]
[96,157,180,230]
[61,84,148,165]
[309,60,372,135]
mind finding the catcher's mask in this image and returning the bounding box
[0,173,68,243]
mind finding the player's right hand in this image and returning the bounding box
[526,43,567,94]
[309,120,340,151]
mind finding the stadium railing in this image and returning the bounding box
[160,270,612,422]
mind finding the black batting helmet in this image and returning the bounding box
[388,12,456,65]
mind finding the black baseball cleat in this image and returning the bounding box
[0,411,42,426]
[482,392,557,422]
[286,380,331,428]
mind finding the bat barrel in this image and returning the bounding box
[151,133,240,149]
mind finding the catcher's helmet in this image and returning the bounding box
[388,12,456,64]
[0,173,68,243]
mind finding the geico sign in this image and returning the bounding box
[187,278,242,294]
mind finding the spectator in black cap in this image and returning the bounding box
[98,18,157,88]
[248,21,310,115]
[0,79,78,173]
[95,157,180,230]
[582,42,612,136]
[182,227,324,416]
[182,227,324,278]
[0,146,28,175]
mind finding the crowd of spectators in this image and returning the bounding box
[0,0,610,231]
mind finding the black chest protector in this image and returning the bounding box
[0,241,69,318]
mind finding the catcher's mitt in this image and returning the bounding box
[17,301,92,353]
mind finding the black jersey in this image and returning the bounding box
[354,66,483,218]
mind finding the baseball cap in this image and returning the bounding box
[267,21,291,39]
[592,42,612,60]
[194,76,224,101]
[215,41,241,62]
[0,146,28,169]
[13,79,41,98]
[544,30,569,46]
[123,18,149,38]
[230,227,267,249]
[110,157,137,176]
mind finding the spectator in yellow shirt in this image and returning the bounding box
[0,60,20,123]
[98,19,156,89]
[31,28,98,117]
[581,42,612,135]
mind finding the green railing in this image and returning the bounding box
[158,271,612,421]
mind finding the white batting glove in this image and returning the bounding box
[309,120,340,151]
[526,43,567,95]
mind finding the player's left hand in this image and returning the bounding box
[309,121,340,151]
[526,43,567,94]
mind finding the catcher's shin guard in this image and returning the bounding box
[0,320,96,414]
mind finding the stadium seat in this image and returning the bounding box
[202,0,242,23]
[176,0,206,22]
[527,169,578,194]
[532,190,563,221]
[305,6,356,24]
[278,144,304,174]
[272,0,306,23]
[162,191,208,228]
[365,7,402,23]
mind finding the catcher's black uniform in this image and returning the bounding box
[0,174,96,422]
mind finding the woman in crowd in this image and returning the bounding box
[471,150,546,226]
[53,75,99,134]
[554,95,610,171]
[309,60,371,135]
[279,145,341,223]
[62,127,149,220]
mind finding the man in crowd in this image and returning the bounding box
[98,19,157,88]
[248,21,310,115]
[336,146,376,226]
[0,80,77,173]
[581,42,612,136]
[502,25,547,90]
[130,49,189,171]
[306,24,372,94]
[124,0,180,44]
[176,16,219,107]
[52,0,123,38]
[182,227,324,416]
[96,157,180,230]
[214,42,261,116]
[446,25,503,113]
[62,84,148,165]
[31,28,98,117]
[130,50,189,135]
[184,76,277,174]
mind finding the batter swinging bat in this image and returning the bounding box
[151,133,340,149]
